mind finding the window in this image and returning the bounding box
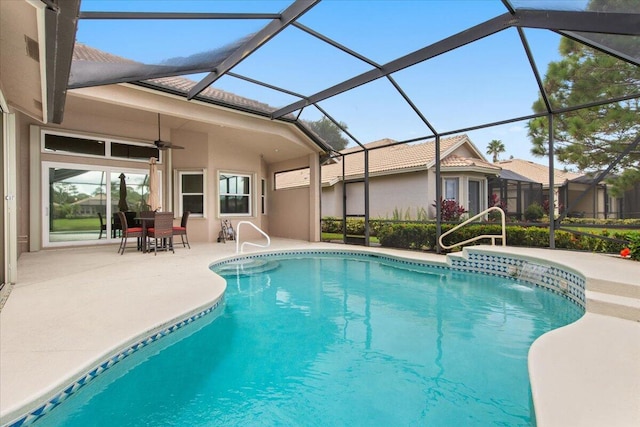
[177,170,205,217]
[43,130,160,162]
[444,178,459,201]
[44,133,105,156]
[111,142,160,161]
[219,173,251,216]
[468,180,481,216]
[261,178,266,215]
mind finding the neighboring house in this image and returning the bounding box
[70,195,107,216]
[495,159,621,219]
[277,135,501,220]
[488,169,543,220]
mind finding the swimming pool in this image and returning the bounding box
[30,252,583,426]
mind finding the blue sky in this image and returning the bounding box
[75,0,591,166]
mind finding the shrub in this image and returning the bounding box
[378,223,437,250]
[432,198,467,222]
[524,203,544,222]
[377,222,635,256]
[626,232,640,260]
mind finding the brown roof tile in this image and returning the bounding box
[495,158,582,187]
[72,43,277,114]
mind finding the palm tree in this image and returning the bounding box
[486,139,506,163]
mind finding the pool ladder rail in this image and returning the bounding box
[236,221,271,254]
[438,206,506,250]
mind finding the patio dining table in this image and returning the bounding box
[135,212,174,253]
[134,214,155,253]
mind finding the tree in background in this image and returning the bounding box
[527,0,640,196]
[486,139,505,162]
[304,117,349,151]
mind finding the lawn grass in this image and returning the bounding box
[52,217,101,231]
[560,226,638,234]
[322,232,380,244]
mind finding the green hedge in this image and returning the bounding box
[376,222,637,255]
[560,217,640,226]
[321,216,639,256]
[321,217,386,236]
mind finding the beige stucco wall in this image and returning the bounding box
[322,171,430,219]
[321,167,491,220]
[12,85,322,252]
[269,156,316,240]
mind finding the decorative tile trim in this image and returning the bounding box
[4,300,223,427]
[211,249,450,271]
[450,251,586,307]
[9,249,585,427]
[212,249,586,308]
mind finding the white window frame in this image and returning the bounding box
[41,129,161,164]
[218,171,253,217]
[176,169,206,218]
[41,161,157,248]
[444,177,459,201]
[468,179,483,215]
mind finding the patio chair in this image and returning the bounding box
[116,211,143,255]
[147,212,175,255]
[112,212,123,238]
[173,211,190,249]
[98,212,107,240]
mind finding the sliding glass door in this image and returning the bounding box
[43,163,154,246]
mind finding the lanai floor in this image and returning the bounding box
[1,240,638,427]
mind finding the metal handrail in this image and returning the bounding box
[236,221,271,254]
[438,207,506,250]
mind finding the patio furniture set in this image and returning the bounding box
[116,211,190,255]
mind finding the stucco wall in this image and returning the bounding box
[269,157,313,240]
[323,171,430,219]
[15,87,320,251]
[321,168,491,220]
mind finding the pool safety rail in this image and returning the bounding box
[439,207,506,250]
[236,221,271,254]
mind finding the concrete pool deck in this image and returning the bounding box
[0,241,638,426]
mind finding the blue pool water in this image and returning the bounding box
[34,253,583,426]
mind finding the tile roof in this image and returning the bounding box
[495,158,583,187]
[440,154,500,170]
[72,43,278,114]
[276,135,499,189]
[321,135,468,182]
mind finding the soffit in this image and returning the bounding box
[0,0,44,121]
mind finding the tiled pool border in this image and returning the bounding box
[4,300,223,427]
[213,248,586,307]
[5,248,586,427]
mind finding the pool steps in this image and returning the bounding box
[449,248,640,322]
[214,258,280,276]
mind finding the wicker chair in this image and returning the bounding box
[98,212,107,240]
[173,211,190,249]
[116,211,143,254]
[147,212,175,255]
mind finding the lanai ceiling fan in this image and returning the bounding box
[154,113,184,150]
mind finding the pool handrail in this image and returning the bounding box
[236,221,271,254]
[438,206,506,250]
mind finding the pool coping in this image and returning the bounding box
[1,242,638,426]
